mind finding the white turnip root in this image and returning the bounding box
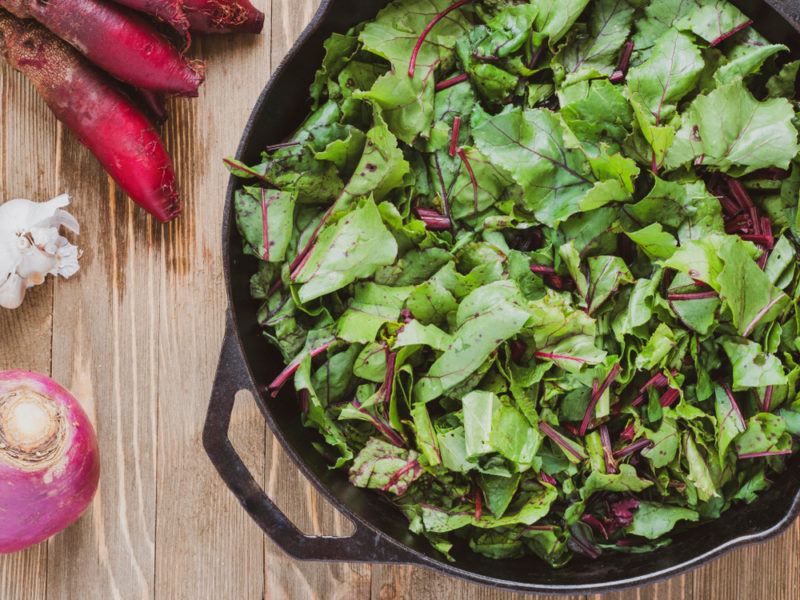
[0,371,100,554]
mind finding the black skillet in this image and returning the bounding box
[204,0,800,593]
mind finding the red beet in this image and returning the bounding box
[111,0,190,36]
[183,0,265,34]
[0,371,100,554]
[0,14,181,221]
[0,0,204,96]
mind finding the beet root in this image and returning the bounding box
[0,0,204,96]
[184,0,265,34]
[0,12,182,221]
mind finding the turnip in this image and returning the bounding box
[0,371,100,554]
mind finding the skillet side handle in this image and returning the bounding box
[203,314,417,564]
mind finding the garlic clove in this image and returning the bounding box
[0,273,27,310]
[0,195,80,310]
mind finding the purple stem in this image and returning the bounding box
[539,422,585,461]
[722,384,747,429]
[415,207,452,231]
[580,364,621,435]
[530,264,556,274]
[457,148,480,214]
[599,424,618,474]
[762,386,774,412]
[382,458,421,491]
[408,0,473,77]
[738,449,793,459]
[710,20,753,47]
[539,471,557,486]
[534,351,588,364]
[659,388,681,408]
[435,73,469,91]
[269,342,333,397]
[609,40,634,83]
[265,141,301,153]
[581,514,609,540]
[613,438,654,459]
[449,116,461,158]
[667,290,718,301]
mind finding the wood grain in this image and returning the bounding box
[0,63,58,600]
[2,2,800,599]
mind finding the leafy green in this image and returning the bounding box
[233,0,800,567]
[627,502,699,539]
[293,198,399,303]
[670,81,800,175]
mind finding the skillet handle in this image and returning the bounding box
[203,315,416,563]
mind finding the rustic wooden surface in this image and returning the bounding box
[1,2,800,599]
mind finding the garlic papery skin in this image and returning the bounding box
[0,195,80,310]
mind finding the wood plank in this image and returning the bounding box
[46,136,158,598]
[0,61,59,600]
[151,12,273,598]
[592,574,692,600]
[692,521,800,599]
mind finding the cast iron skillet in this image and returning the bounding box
[205,0,800,593]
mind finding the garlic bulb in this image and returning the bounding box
[0,195,80,310]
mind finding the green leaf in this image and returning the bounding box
[395,320,453,351]
[735,414,791,456]
[415,280,531,402]
[350,438,421,496]
[360,0,469,75]
[411,402,441,466]
[636,323,679,370]
[532,0,591,45]
[475,486,557,528]
[642,413,680,468]
[235,188,296,262]
[294,197,399,303]
[463,391,540,466]
[478,473,522,518]
[337,283,412,343]
[473,107,594,227]
[674,80,800,175]
[627,502,699,539]
[662,235,726,289]
[625,223,678,260]
[714,384,746,457]
[716,235,789,337]
[343,115,411,201]
[684,433,718,502]
[632,0,698,52]
[675,0,750,44]
[767,60,800,98]
[555,0,635,85]
[721,336,787,390]
[357,72,434,145]
[560,79,634,155]
[315,128,367,174]
[585,255,634,314]
[625,178,724,243]
[295,352,352,467]
[627,29,705,125]
[580,464,653,500]
[714,41,788,86]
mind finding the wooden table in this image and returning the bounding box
[1,2,799,598]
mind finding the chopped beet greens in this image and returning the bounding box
[230,0,800,567]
